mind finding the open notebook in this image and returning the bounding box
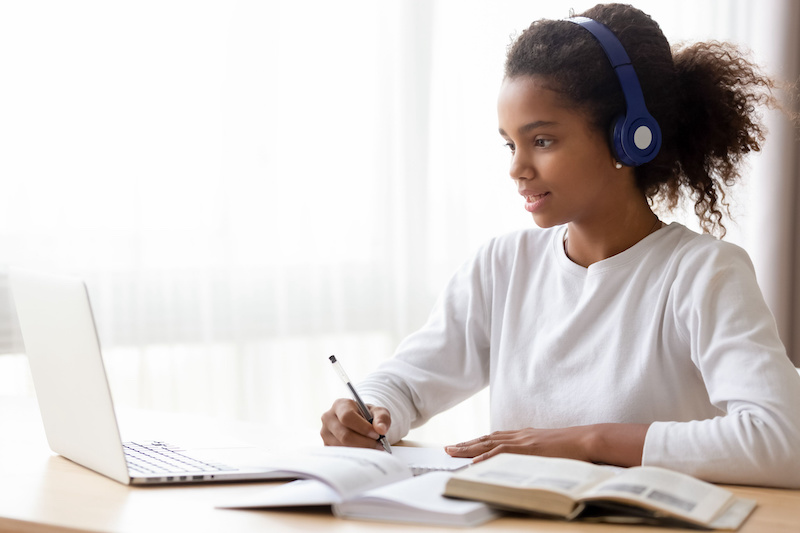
[218,446,497,527]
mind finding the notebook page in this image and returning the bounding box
[333,471,500,527]
[392,447,472,475]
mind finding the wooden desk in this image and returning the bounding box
[2,397,798,533]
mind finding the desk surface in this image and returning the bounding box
[2,396,798,533]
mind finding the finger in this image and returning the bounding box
[333,399,380,438]
[339,409,381,440]
[446,436,484,448]
[472,450,498,463]
[368,405,392,436]
[324,424,382,449]
[444,446,474,458]
[447,431,512,448]
[321,406,349,446]
[472,443,518,463]
[319,425,341,446]
[446,434,497,458]
[324,415,386,449]
[321,400,382,449]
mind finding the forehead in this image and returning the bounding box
[497,75,589,132]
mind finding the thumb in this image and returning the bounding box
[370,406,392,435]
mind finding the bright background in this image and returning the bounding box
[1,0,797,444]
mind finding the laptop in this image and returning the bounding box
[9,268,285,485]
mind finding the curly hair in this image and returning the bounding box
[505,3,780,237]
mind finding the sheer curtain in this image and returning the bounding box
[1,1,797,443]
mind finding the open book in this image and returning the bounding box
[443,454,756,530]
[218,446,499,527]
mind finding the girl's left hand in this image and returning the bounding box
[445,427,593,463]
[444,423,648,467]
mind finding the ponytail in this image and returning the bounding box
[651,42,778,237]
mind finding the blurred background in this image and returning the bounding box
[1,0,798,444]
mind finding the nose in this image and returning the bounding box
[508,151,532,182]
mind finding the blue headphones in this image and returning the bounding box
[567,17,661,166]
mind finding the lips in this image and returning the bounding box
[520,190,550,213]
[524,193,548,202]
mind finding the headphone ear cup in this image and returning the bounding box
[609,114,631,166]
[611,114,661,167]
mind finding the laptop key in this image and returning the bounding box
[123,441,237,475]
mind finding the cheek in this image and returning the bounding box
[548,152,614,198]
[561,139,616,182]
[543,154,586,185]
[580,133,616,167]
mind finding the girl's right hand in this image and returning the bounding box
[320,398,391,450]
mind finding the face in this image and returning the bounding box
[498,75,628,229]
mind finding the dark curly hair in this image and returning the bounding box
[505,3,780,237]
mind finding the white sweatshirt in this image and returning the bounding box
[358,223,800,488]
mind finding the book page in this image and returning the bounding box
[453,454,618,499]
[709,497,757,530]
[333,471,500,527]
[582,466,733,524]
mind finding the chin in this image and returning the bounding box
[530,215,563,229]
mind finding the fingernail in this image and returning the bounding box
[367,430,380,440]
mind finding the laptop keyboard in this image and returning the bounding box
[123,441,238,475]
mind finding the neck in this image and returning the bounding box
[564,199,661,268]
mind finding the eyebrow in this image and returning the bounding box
[498,120,558,137]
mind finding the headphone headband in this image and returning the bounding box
[566,16,661,166]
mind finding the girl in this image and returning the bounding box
[320,3,800,488]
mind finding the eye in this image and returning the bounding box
[503,142,516,154]
[535,138,554,148]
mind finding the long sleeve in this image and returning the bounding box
[357,243,493,444]
[355,223,800,488]
[643,241,800,488]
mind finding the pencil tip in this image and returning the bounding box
[329,355,336,363]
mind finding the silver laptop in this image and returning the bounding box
[10,268,284,485]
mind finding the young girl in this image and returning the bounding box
[320,3,800,488]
